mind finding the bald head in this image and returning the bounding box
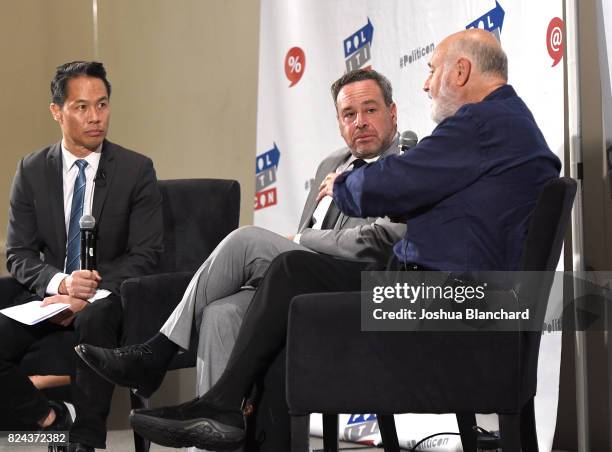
[443,29,508,81]
[424,29,508,123]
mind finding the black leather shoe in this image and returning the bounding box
[75,343,165,398]
[129,398,245,450]
[68,442,94,452]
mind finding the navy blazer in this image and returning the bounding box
[6,139,163,297]
[334,85,562,271]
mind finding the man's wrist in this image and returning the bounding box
[58,278,68,295]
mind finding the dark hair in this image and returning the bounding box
[51,61,111,106]
[331,68,393,108]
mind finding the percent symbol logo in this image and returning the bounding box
[284,47,306,87]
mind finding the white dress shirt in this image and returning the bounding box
[46,141,102,296]
[293,154,380,244]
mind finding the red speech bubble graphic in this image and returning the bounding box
[284,47,306,87]
[547,17,564,67]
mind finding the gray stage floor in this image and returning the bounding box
[0,429,383,452]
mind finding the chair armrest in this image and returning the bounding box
[120,272,194,346]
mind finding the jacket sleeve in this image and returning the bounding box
[334,111,482,218]
[298,217,405,262]
[97,158,163,294]
[6,158,61,298]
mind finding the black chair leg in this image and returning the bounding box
[322,413,339,452]
[290,414,310,452]
[377,414,400,452]
[130,391,150,452]
[456,413,477,452]
[499,413,521,452]
[520,397,539,452]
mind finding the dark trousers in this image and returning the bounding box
[0,294,123,448]
[207,250,375,450]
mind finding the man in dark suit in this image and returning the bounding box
[0,61,163,451]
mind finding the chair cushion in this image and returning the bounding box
[287,292,530,415]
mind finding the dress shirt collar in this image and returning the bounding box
[61,140,102,173]
[345,132,399,168]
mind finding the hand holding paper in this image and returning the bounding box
[42,295,89,327]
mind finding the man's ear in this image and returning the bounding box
[50,103,62,123]
[390,102,397,124]
[456,58,472,87]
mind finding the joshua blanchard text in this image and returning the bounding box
[373,308,530,320]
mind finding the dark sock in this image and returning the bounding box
[144,333,178,368]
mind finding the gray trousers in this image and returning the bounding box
[159,226,310,451]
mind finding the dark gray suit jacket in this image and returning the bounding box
[297,139,405,262]
[6,139,163,298]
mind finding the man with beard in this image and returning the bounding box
[86,29,561,451]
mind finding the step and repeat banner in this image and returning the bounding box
[255,1,564,450]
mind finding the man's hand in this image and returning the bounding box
[286,234,295,241]
[316,172,340,202]
[42,294,88,327]
[59,270,101,299]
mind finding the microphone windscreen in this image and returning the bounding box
[79,214,96,230]
[399,130,419,150]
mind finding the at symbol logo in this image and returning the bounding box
[547,17,564,67]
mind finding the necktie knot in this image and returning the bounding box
[75,159,88,171]
[352,159,366,169]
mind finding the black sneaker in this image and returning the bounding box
[129,397,245,450]
[75,344,165,398]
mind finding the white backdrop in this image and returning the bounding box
[599,0,612,150]
[255,1,564,450]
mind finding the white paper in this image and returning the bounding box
[0,300,70,325]
[89,289,111,302]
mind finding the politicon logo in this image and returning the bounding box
[343,18,374,72]
[255,144,280,211]
[466,0,505,40]
[343,413,379,444]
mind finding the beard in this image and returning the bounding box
[431,81,462,124]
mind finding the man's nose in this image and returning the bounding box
[355,112,369,128]
[87,107,100,123]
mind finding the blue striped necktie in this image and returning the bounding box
[65,159,88,274]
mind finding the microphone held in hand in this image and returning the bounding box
[398,130,418,153]
[79,215,97,271]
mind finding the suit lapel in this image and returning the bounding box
[92,140,116,221]
[46,142,67,255]
[328,150,352,230]
[298,149,351,231]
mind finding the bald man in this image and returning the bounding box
[127,29,562,451]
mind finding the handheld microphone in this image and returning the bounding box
[79,215,97,271]
[398,130,419,153]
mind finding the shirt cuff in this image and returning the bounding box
[293,233,302,244]
[47,273,68,295]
